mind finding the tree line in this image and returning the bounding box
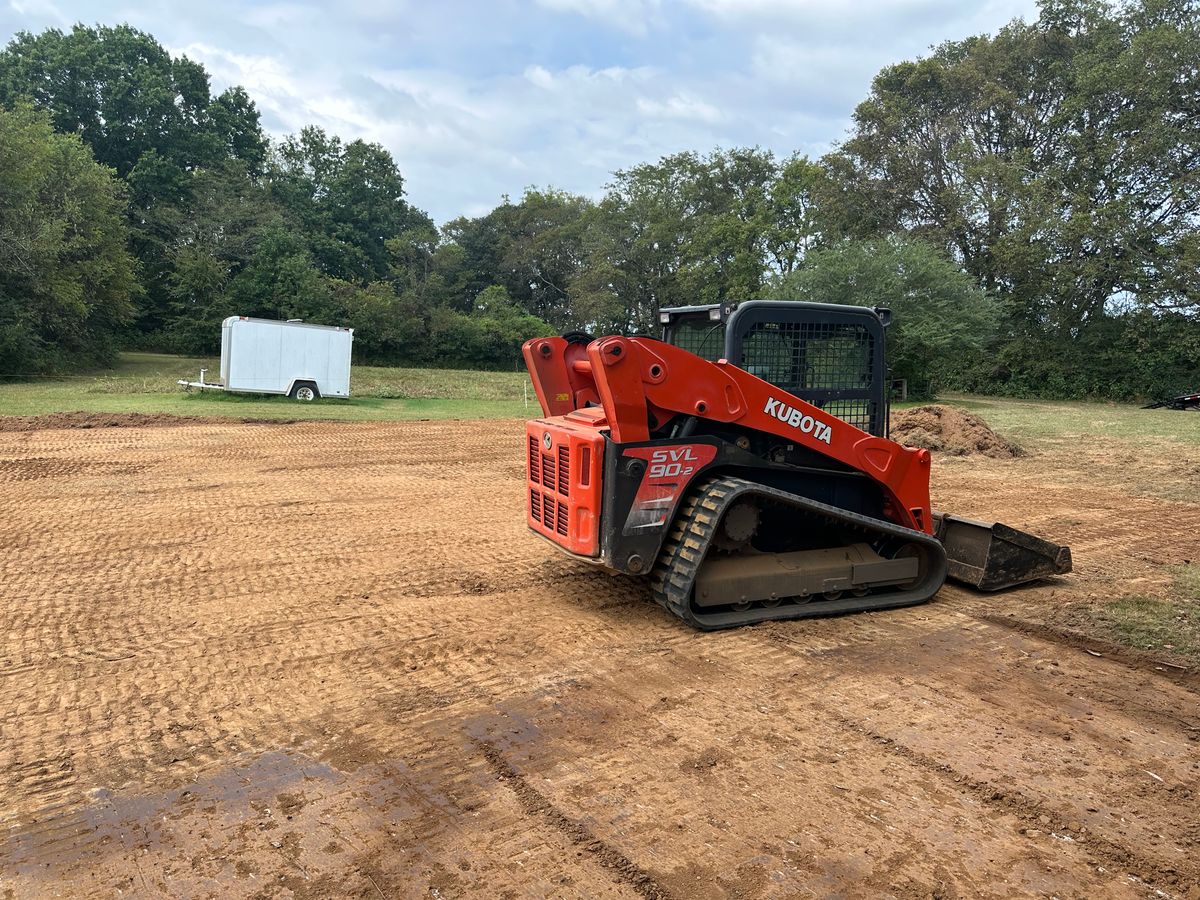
[1,0,1197,399]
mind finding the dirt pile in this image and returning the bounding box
[0,411,298,432]
[890,404,1021,458]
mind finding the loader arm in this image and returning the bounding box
[524,334,933,534]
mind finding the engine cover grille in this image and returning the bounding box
[525,421,603,556]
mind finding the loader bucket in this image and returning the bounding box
[932,513,1072,592]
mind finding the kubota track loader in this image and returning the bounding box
[521,301,1071,629]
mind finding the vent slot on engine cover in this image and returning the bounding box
[557,446,570,497]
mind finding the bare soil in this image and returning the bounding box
[891,405,1022,457]
[0,411,302,432]
[0,418,1197,898]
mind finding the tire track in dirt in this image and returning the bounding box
[474,737,672,900]
[825,709,1190,894]
[460,614,1151,897]
[970,611,1200,689]
[0,579,692,883]
[740,610,1200,895]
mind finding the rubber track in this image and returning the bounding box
[650,475,948,630]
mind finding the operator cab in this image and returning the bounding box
[660,300,892,438]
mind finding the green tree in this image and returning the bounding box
[570,192,670,334]
[269,127,430,283]
[437,189,593,327]
[331,279,425,362]
[569,153,708,333]
[229,227,334,323]
[492,190,592,328]
[165,165,283,353]
[0,25,270,340]
[827,0,1200,333]
[768,237,997,391]
[440,212,507,312]
[570,148,812,333]
[764,155,828,276]
[659,148,776,304]
[0,105,137,372]
[468,284,556,366]
[0,25,266,176]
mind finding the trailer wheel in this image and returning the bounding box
[290,381,319,402]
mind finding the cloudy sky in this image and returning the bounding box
[3,0,1039,223]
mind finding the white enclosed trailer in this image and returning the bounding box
[178,317,354,401]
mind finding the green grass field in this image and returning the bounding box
[3,353,1194,440]
[946,393,1200,446]
[1069,563,1200,663]
[0,352,534,421]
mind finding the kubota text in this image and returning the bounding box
[763,398,833,444]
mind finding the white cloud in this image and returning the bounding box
[685,0,823,15]
[2,0,1043,222]
[523,63,656,91]
[6,0,66,24]
[686,0,1025,23]
[535,0,662,35]
[171,42,312,131]
[240,2,315,30]
[524,64,555,89]
[636,93,722,124]
[359,62,717,209]
[749,35,875,115]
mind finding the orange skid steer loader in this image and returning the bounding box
[521,301,1071,630]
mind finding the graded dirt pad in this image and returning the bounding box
[0,418,1197,898]
[0,411,309,432]
[0,411,253,432]
[891,404,1022,457]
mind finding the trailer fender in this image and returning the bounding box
[288,380,321,401]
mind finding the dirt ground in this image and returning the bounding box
[0,417,1197,899]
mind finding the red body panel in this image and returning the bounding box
[620,444,719,533]
[524,334,934,537]
[525,411,606,556]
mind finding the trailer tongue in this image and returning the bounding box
[520,300,1072,629]
[1143,392,1200,411]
